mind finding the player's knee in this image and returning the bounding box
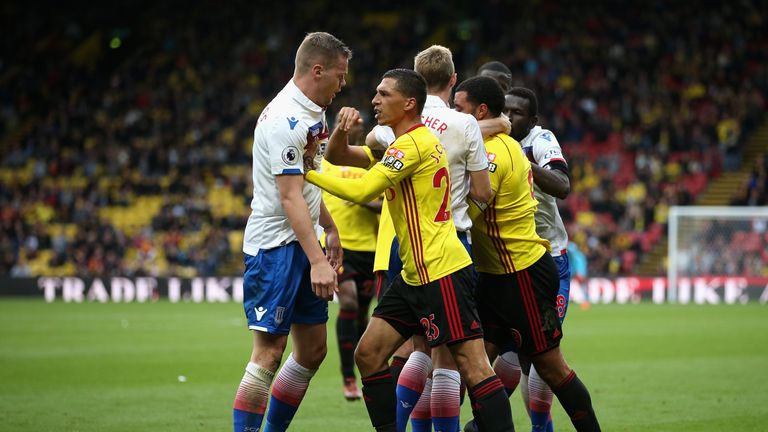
[531,350,569,387]
[309,343,328,366]
[354,340,385,375]
[256,344,287,371]
[339,297,359,311]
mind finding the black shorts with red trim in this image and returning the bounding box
[339,249,375,299]
[477,253,562,356]
[372,265,482,347]
[374,271,388,301]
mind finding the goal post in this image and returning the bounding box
[667,206,768,303]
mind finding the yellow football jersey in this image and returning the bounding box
[470,133,550,274]
[373,200,396,272]
[370,124,472,285]
[321,160,378,252]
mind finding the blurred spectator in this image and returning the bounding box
[0,1,765,277]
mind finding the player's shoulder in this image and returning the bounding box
[530,126,561,147]
[496,134,529,164]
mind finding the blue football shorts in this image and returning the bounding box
[553,253,571,323]
[242,242,328,335]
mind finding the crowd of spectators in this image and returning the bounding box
[1,1,766,278]
[678,218,767,277]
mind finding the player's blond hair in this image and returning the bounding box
[413,45,454,91]
[294,32,352,75]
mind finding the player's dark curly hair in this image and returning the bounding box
[455,76,505,117]
[508,87,539,118]
[383,68,427,115]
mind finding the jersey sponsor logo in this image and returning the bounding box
[487,152,497,172]
[381,147,405,171]
[287,116,299,130]
[281,146,299,165]
[275,306,285,325]
[543,149,562,160]
[255,306,267,321]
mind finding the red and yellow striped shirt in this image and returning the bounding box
[370,125,472,285]
[470,133,550,274]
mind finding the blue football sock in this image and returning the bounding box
[411,418,432,432]
[263,398,296,431]
[233,409,264,432]
[530,409,551,432]
[396,386,421,431]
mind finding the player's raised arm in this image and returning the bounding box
[324,107,375,168]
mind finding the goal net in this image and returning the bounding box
[667,206,768,303]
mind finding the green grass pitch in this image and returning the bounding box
[1,299,766,431]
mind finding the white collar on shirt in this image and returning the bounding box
[425,94,449,109]
[286,79,324,113]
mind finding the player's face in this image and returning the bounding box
[505,95,534,141]
[479,70,512,94]
[318,54,349,106]
[372,77,407,127]
[453,91,479,119]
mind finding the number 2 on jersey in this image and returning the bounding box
[432,166,451,222]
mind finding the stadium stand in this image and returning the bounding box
[1,1,766,277]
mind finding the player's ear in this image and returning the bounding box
[404,97,417,112]
[312,63,324,78]
[477,103,489,120]
[448,73,457,89]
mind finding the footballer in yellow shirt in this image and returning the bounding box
[454,76,602,431]
[306,68,514,431]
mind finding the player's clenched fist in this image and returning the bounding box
[334,107,362,132]
[310,260,338,301]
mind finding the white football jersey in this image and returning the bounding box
[520,125,569,255]
[243,80,328,254]
[372,95,488,232]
